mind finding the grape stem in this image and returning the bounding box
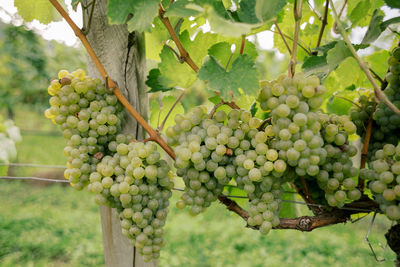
[273,20,292,55]
[300,177,317,205]
[48,0,177,160]
[257,117,272,131]
[269,30,311,55]
[209,100,241,118]
[329,0,400,117]
[314,0,329,53]
[158,4,199,73]
[288,0,303,78]
[158,90,186,131]
[239,35,246,55]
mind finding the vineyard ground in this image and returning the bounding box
[0,107,397,266]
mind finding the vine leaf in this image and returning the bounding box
[204,5,262,37]
[255,0,287,22]
[146,69,173,93]
[198,55,259,99]
[208,40,257,69]
[14,0,62,24]
[71,0,81,11]
[165,0,202,17]
[107,0,160,32]
[361,9,400,44]
[237,0,260,24]
[348,0,371,26]
[384,0,400,8]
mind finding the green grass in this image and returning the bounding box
[0,108,397,266]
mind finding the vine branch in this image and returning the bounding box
[274,20,292,55]
[239,35,246,55]
[48,0,176,160]
[314,0,329,51]
[219,195,380,231]
[159,91,185,131]
[158,4,199,73]
[289,0,303,77]
[329,0,400,116]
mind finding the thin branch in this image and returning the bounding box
[159,4,199,73]
[333,95,362,109]
[269,30,311,55]
[225,52,234,70]
[173,18,183,33]
[49,0,176,160]
[165,43,184,63]
[358,105,375,190]
[329,0,400,116]
[289,0,303,78]
[239,35,246,55]
[300,177,317,205]
[333,0,347,34]
[209,100,240,118]
[314,0,329,51]
[82,0,96,35]
[159,91,185,131]
[369,68,385,85]
[274,20,292,55]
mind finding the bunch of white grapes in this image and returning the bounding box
[360,144,400,221]
[45,70,125,190]
[316,113,361,207]
[90,137,174,261]
[258,73,326,178]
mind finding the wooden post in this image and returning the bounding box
[82,1,156,266]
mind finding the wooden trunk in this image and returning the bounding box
[83,1,156,266]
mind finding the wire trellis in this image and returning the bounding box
[0,175,378,213]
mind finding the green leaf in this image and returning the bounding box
[107,0,160,32]
[302,55,328,75]
[361,9,385,44]
[345,84,356,91]
[14,0,62,24]
[250,101,258,116]
[150,95,184,130]
[106,0,135,25]
[326,41,353,70]
[127,0,160,32]
[237,0,260,23]
[71,0,81,11]
[224,186,248,206]
[348,0,371,25]
[384,0,400,8]
[255,0,286,22]
[146,69,174,93]
[208,40,257,70]
[204,5,262,37]
[208,95,222,105]
[165,0,202,17]
[198,55,259,99]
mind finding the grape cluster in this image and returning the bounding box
[349,92,398,162]
[258,73,326,177]
[360,144,400,221]
[374,47,400,134]
[167,107,264,215]
[89,139,173,261]
[316,113,361,207]
[44,69,125,190]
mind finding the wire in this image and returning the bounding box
[0,163,66,169]
[0,175,379,213]
[0,176,69,183]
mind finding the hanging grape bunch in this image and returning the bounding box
[360,144,400,221]
[89,138,173,261]
[45,70,125,190]
[316,113,361,207]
